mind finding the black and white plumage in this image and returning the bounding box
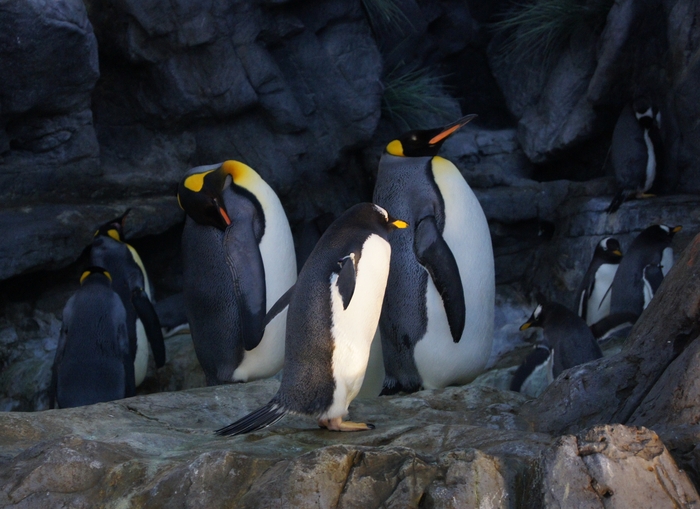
[50,267,133,408]
[518,301,602,382]
[216,203,407,436]
[609,224,681,318]
[509,345,552,397]
[607,97,663,213]
[576,237,622,326]
[178,160,296,385]
[373,115,495,394]
[91,211,165,387]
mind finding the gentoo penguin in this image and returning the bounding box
[606,96,663,213]
[642,263,664,308]
[372,114,495,394]
[216,203,407,436]
[518,301,602,382]
[91,211,165,388]
[609,224,681,317]
[178,160,296,385]
[575,237,622,325]
[50,267,133,408]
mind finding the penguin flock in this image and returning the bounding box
[47,110,683,437]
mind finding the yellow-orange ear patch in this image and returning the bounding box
[386,140,404,156]
[184,170,215,192]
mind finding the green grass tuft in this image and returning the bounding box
[492,0,613,66]
[381,66,456,131]
[361,0,413,37]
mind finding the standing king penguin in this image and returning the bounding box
[373,114,495,394]
[607,96,663,213]
[50,267,134,408]
[216,203,407,436]
[575,237,623,326]
[178,160,296,385]
[609,224,681,318]
[91,211,165,388]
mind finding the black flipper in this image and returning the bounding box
[414,216,466,342]
[590,312,639,341]
[263,284,295,328]
[223,224,266,351]
[510,345,551,392]
[606,190,632,214]
[336,255,356,309]
[215,401,288,436]
[131,288,166,368]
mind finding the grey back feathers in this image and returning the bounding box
[610,225,678,317]
[373,154,444,394]
[51,270,133,408]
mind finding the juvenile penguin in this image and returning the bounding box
[519,301,602,382]
[609,224,681,317]
[575,237,622,326]
[607,96,663,213]
[373,114,495,394]
[91,211,165,387]
[216,203,408,435]
[178,160,296,385]
[50,267,133,408]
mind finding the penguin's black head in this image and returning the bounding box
[94,209,131,242]
[345,203,409,233]
[372,204,409,231]
[385,114,477,157]
[177,162,241,231]
[643,224,682,243]
[520,303,545,331]
[80,266,112,287]
[632,95,660,129]
[596,237,623,263]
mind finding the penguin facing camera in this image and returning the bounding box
[609,224,681,318]
[373,114,495,394]
[517,301,603,387]
[91,210,165,388]
[606,96,663,213]
[50,267,133,408]
[576,237,622,326]
[216,203,408,436]
[178,160,296,386]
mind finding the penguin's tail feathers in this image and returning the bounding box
[215,401,288,437]
[606,190,631,213]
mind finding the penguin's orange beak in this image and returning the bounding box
[428,114,477,145]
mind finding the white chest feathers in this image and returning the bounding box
[414,156,495,389]
[585,263,618,326]
[323,234,391,420]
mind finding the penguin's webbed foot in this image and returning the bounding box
[318,417,375,432]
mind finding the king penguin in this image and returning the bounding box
[609,224,681,318]
[178,160,296,385]
[91,210,165,388]
[606,96,663,213]
[518,301,602,385]
[50,267,134,408]
[372,114,495,394]
[575,237,622,326]
[216,203,407,436]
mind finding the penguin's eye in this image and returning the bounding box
[411,134,417,141]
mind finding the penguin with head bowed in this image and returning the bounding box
[216,203,408,436]
[606,96,663,213]
[178,160,296,386]
[50,267,134,408]
[576,237,623,326]
[518,300,602,386]
[372,114,495,394]
[91,210,165,388]
[609,224,681,318]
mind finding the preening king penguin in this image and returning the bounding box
[216,203,407,436]
[178,160,296,385]
[576,237,622,326]
[518,301,602,385]
[50,267,133,408]
[607,96,663,213]
[372,114,495,394]
[609,224,681,318]
[91,210,165,388]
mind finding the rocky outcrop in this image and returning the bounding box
[0,381,696,507]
